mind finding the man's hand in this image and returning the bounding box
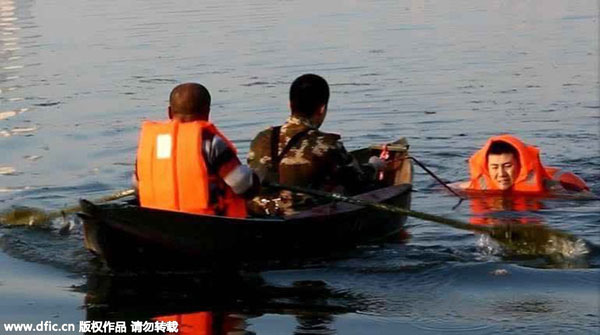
[368,156,386,171]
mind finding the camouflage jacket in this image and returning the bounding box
[247,115,374,216]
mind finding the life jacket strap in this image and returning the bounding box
[269,127,310,178]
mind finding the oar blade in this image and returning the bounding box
[488,223,589,259]
[0,189,135,228]
[0,206,52,227]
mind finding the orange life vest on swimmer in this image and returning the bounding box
[544,166,590,192]
[468,134,589,193]
[136,120,247,218]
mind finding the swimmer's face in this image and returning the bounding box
[487,153,519,190]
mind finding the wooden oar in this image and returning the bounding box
[267,182,589,259]
[0,188,135,227]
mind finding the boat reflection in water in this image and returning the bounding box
[83,268,371,335]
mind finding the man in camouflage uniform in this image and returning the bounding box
[247,74,385,216]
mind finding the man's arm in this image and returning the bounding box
[447,181,471,190]
[328,138,384,193]
[247,129,271,183]
[132,160,139,195]
[205,133,260,197]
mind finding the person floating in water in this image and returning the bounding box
[452,134,591,195]
[134,83,260,217]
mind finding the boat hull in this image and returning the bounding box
[79,140,413,270]
[80,184,411,269]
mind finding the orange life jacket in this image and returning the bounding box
[544,167,590,192]
[467,135,588,193]
[136,120,247,218]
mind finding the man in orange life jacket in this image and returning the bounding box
[453,134,590,194]
[134,83,260,217]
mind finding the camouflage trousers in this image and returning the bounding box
[247,190,317,217]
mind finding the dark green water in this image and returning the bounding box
[0,0,598,334]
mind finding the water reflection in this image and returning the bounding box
[468,194,545,226]
[83,270,367,335]
[155,312,248,335]
[0,0,34,136]
[0,0,21,82]
[0,0,595,332]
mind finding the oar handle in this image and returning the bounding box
[266,182,490,234]
[59,188,136,216]
[94,188,136,203]
[266,182,592,260]
[44,189,136,222]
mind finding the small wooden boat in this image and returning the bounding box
[78,139,413,270]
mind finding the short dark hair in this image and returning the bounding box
[487,141,518,158]
[169,83,211,117]
[289,74,330,117]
